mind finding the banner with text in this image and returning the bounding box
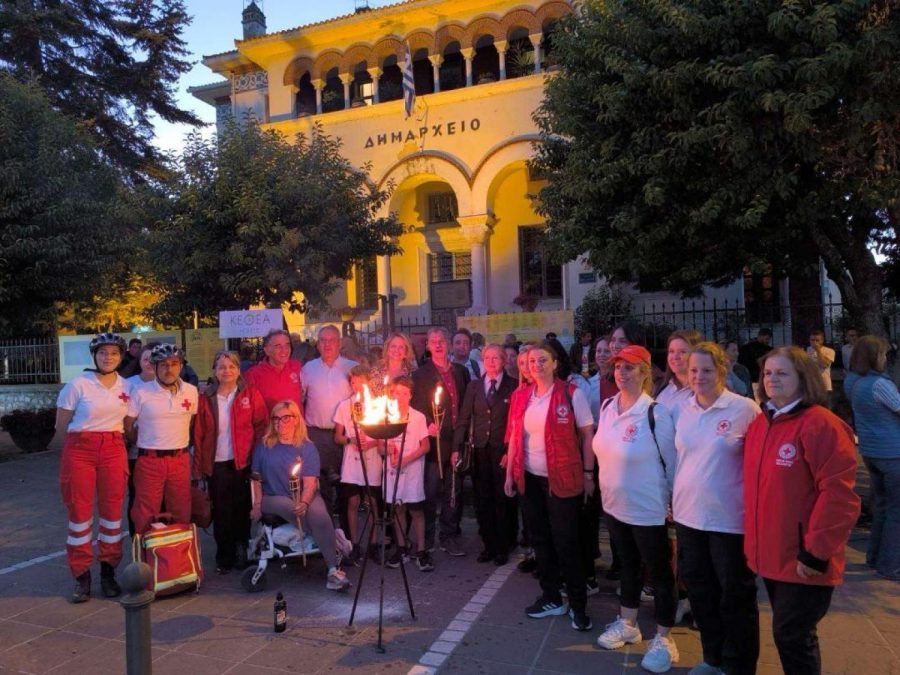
[457,310,575,348]
[219,309,285,339]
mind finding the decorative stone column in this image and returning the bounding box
[461,47,474,87]
[529,34,543,74]
[339,73,352,109]
[495,40,508,80]
[457,214,494,315]
[312,79,324,114]
[428,54,443,92]
[368,67,382,104]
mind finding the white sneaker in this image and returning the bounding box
[675,597,692,624]
[334,528,353,557]
[326,566,351,591]
[641,634,679,673]
[596,616,642,650]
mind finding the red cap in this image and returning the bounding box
[609,344,651,366]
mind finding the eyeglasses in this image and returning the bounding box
[271,415,297,424]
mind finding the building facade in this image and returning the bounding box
[192,0,840,335]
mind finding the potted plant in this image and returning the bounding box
[1,408,56,452]
[512,293,540,313]
[507,45,535,78]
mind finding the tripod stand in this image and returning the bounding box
[347,419,416,653]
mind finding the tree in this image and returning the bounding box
[0,74,130,336]
[533,0,900,337]
[150,119,403,324]
[0,0,198,181]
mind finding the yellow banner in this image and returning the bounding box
[457,310,574,346]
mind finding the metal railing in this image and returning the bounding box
[0,338,59,384]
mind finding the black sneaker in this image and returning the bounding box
[100,563,121,598]
[386,547,408,569]
[569,607,593,631]
[72,571,91,604]
[416,550,434,572]
[517,553,537,574]
[346,544,361,567]
[525,596,567,618]
[440,537,466,557]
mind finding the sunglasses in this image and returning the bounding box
[271,415,297,423]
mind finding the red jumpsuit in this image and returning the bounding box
[57,373,131,577]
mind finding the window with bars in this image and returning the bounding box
[354,257,378,309]
[427,192,459,225]
[519,226,562,298]
[429,252,471,282]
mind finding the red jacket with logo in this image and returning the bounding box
[193,383,269,477]
[743,404,860,586]
[506,380,583,498]
[243,359,303,413]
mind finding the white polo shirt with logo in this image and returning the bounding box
[673,389,761,533]
[57,371,132,432]
[127,379,198,450]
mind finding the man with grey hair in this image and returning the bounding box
[244,329,303,412]
[412,327,470,564]
[302,325,357,527]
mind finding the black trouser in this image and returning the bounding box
[472,443,515,556]
[307,426,347,534]
[579,470,600,580]
[763,579,833,675]
[522,472,586,613]
[605,513,676,626]
[424,455,461,548]
[676,523,759,674]
[209,461,251,568]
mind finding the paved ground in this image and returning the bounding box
[0,448,898,674]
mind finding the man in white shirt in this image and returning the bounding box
[807,330,836,407]
[302,325,357,526]
[126,344,199,534]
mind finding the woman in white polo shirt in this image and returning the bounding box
[654,330,702,423]
[56,333,131,603]
[593,344,679,674]
[674,342,761,675]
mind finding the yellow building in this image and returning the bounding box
[191,0,575,328]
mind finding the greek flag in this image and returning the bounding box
[402,42,415,118]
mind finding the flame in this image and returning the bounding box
[291,460,303,477]
[434,385,443,407]
[357,383,402,425]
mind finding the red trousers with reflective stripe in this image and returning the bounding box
[59,431,128,577]
[131,453,191,535]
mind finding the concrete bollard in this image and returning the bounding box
[119,561,155,675]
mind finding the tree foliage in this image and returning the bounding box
[150,119,403,325]
[0,0,198,181]
[534,0,900,335]
[0,74,130,336]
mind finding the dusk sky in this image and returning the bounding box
[154,0,396,154]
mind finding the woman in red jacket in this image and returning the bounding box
[744,346,860,675]
[193,350,268,574]
[504,342,595,631]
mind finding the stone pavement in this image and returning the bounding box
[0,449,898,674]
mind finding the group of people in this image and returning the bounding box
[54,319,899,675]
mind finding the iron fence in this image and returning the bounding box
[580,297,900,351]
[0,338,60,384]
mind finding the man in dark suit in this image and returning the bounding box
[411,327,470,560]
[454,344,518,565]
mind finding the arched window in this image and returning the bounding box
[351,61,373,107]
[439,41,465,91]
[472,35,499,84]
[506,28,534,79]
[322,67,344,112]
[295,71,317,116]
[412,47,433,94]
[379,55,403,102]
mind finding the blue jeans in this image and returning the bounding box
[863,457,900,579]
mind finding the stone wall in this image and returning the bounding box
[0,385,62,418]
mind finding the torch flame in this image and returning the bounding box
[291,461,303,477]
[434,385,443,406]
[356,383,403,425]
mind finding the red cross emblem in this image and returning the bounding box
[118,392,130,404]
[181,399,192,411]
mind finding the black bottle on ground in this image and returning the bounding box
[274,592,287,633]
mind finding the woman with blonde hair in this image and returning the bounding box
[370,332,417,396]
[655,329,703,422]
[249,400,351,591]
[193,350,268,574]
